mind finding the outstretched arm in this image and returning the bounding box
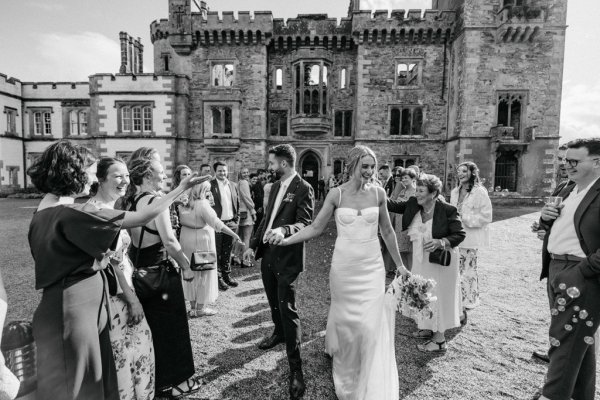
[282,188,337,246]
[377,187,408,275]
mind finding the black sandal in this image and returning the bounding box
[416,340,447,353]
[170,377,201,399]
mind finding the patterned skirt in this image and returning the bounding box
[459,248,480,309]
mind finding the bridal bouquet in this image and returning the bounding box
[387,273,437,319]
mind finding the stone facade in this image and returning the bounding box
[0,0,567,195]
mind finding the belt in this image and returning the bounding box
[550,253,585,262]
[222,218,235,223]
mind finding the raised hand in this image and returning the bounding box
[179,172,211,190]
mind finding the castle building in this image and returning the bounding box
[0,0,567,195]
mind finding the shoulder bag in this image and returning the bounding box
[190,204,217,271]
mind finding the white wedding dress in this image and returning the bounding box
[326,188,399,400]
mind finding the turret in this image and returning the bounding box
[119,32,143,74]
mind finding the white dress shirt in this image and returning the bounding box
[547,178,598,257]
[264,172,296,241]
[217,178,234,221]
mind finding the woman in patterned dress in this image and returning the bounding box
[450,162,492,323]
[88,157,155,400]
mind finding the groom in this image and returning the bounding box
[244,144,314,400]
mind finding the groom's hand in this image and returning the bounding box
[267,228,285,245]
[243,248,255,263]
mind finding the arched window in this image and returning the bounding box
[293,60,330,116]
[340,68,347,89]
[275,68,283,90]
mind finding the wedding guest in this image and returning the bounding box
[317,176,326,200]
[388,174,465,352]
[237,167,256,268]
[450,162,492,323]
[170,165,193,238]
[328,175,337,193]
[250,173,264,233]
[27,140,205,400]
[200,163,212,177]
[257,168,268,186]
[0,270,20,400]
[390,167,417,271]
[179,181,242,317]
[210,162,240,290]
[535,138,600,400]
[88,157,155,400]
[379,165,394,197]
[125,158,204,398]
[118,147,161,210]
[407,165,420,176]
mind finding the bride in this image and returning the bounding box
[280,145,407,400]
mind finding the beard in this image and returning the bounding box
[273,168,284,179]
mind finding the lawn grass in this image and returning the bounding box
[2,198,598,399]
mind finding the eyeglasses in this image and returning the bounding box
[563,158,600,168]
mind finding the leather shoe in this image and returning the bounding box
[223,276,239,287]
[218,278,229,291]
[289,368,306,399]
[532,350,550,363]
[257,334,284,350]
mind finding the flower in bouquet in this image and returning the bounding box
[388,273,437,319]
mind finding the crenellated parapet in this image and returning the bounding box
[271,15,354,51]
[0,73,22,97]
[351,9,457,45]
[89,73,189,96]
[193,11,274,46]
[20,81,89,99]
[150,19,170,43]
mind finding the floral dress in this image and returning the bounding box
[107,230,155,400]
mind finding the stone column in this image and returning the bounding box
[119,31,128,73]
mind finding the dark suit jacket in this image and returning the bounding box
[383,177,394,198]
[540,178,600,280]
[251,182,264,212]
[250,175,314,274]
[387,197,466,248]
[210,178,239,222]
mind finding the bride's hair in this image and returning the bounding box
[346,146,379,184]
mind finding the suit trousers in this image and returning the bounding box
[260,245,302,370]
[543,259,600,400]
[215,231,234,278]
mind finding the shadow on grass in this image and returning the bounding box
[231,310,271,328]
[241,302,270,313]
[230,326,273,345]
[236,288,265,297]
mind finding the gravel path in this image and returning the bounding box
[2,198,598,399]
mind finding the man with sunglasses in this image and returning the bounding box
[533,138,600,400]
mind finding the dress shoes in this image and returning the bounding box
[218,278,229,291]
[289,368,306,399]
[223,276,239,287]
[532,350,550,363]
[257,334,285,350]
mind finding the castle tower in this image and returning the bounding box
[119,32,143,74]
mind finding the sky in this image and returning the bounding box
[0,0,598,143]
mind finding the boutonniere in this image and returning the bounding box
[283,193,295,203]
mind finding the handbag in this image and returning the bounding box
[130,199,172,300]
[239,211,248,220]
[189,205,217,271]
[429,248,452,267]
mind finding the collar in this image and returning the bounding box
[279,172,297,189]
[575,177,600,195]
[216,178,229,186]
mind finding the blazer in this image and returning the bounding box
[383,177,394,198]
[249,175,314,274]
[210,178,239,222]
[387,197,466,248]
[540,178,600,280]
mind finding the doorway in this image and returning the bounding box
[300,152,320,194]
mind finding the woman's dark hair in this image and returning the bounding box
[173,164,192,187]
[27,140,96,196]
[457,161,481,193]
[122,158,157,209]
[416,173,443,197]
[89,157,127,196]
[400,168,417,180]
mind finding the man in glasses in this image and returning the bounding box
[533,138,600,400]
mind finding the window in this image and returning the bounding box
[212,63,234,87]
[269,110,288,136]
[30,109,52,136]
[333,160,345,176]
[340,68,347,89]
[495,151,519,191]
[275,68,283,90]
[293,60,329,116]
[69,110,88,135]
[116,102,154,134]
[334,110,352,137]
[210,106,233,134]
[163,55,169,72]
[4,107,17,134]
[395,61,421,87]
[7,167,19,186]
[389,106,424,136]
[497,92,525,139]
[394,157,418,168]
[503,0,524,6]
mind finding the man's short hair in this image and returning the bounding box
[567,138,600,157]
[200,163,210,170]
[249,173,258,179]
[268,144,296,165]
[378,165,390,171]
[213,161,227,171]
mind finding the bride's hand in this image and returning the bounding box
[396,265,409,277]
[179,172,211,190]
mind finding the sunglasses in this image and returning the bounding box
[563,158,600,168]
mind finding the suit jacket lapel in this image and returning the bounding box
[263,181,281,226]
[574,178,600,239]
[211,179,222,211]
[273,176,300,221]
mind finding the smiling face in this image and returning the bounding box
[354,155,376,183]
[240,168,249,180]
[179,168,192,181]
[99,162,130,201]
[147,160,167,191]
[456,165,471,185]
[565,147,600,185]
[401,174,414,187]
[415,184,436,206]
[379,168,390,181]
[215,165,228,181]
[250,176,258,185]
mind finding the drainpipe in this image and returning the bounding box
[442,37,451,193]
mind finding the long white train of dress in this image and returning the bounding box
[326,206,399,400]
